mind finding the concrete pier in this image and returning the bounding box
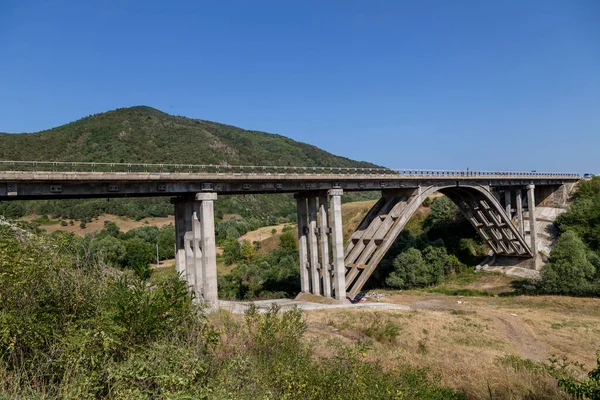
[172,193,219,305]
[505,190,512,219]
[175,202,186,276]
[318,194,332,298]
[515,189,524,236]
[307,197,321,295]
[294,190,345,301]
[328,189,346,301]
[192,202,203,299]
[295,195,310,293]
[198,192,218,304]
[527,184,538,268]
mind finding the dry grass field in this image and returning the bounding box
[22,214,174,235]
[300,288,600,399]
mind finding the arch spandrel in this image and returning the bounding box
[344,183,532,299]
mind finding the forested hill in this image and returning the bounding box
[0,106,376,167]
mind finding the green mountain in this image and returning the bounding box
[0,106,378,221]
[0,106,376,167]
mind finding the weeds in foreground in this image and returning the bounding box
[0,222,462,399]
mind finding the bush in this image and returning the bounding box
[386,244,466,289]
[386,248,427,288]
[548,350,600,399]
[279,231,297,252]
[424,196,459,229]
[223,238,242,265]
[540,231,597,295]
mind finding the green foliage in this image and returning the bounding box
[219,235,301,300]
[0,220,461,398]
[540,231,597,295]
[386,244,467,289]
[535,178,600,297]
[424,196,459,229]
[279,230,297,252]
[240,240,256,262]
[123,237,154,278]
[386,248,427,288]
[111,275,192,345]
[373,194,484,291]
[548,350,600,399]
[223,238,242,265]
[361,317,401,344]
[557,177,600,252]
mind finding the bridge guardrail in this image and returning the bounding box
[0,160,580,179]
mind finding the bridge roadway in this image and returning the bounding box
[0,161,580,199]
[0,161,581,306]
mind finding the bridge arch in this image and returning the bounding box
[343,183,532,299]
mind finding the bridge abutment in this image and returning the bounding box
[172,193,218,305]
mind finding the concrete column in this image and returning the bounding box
[295,195,310,293]
[174,201,186,277]
[515,189,524,237]
[184,202,195,289]
[197,192,218,305]
[505,190,512,219]
[328,189,346,301]
[192,202,203,299]
[307,196,321,295]
[318,194,332,298]
[527,184,538,263]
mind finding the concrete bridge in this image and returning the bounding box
[0,161,580,304]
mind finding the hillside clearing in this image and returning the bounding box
[22,214,174,235]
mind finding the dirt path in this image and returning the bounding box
[382,292,583,363]
[490,312,549,361]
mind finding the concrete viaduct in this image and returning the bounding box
[0,161,580,305]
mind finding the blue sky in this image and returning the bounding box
[1,1,598,172]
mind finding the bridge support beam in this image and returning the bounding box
[295,190,346,301]
[504,191,512,219]
[329,189,346,301]
[172,193,218,305]
[344,188,419,300]
[527,184,538,268]
[515,189,524,236]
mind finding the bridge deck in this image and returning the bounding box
[0,161,579,199]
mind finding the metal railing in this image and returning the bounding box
[0,160,580,178]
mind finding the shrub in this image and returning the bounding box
[279,231,297,252]
[424,196,459,229]
[223,238,242,265]
[548,350,600,399]
[386,248,426,288]
[540,231,597,295]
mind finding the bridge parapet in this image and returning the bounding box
[0,160,581,179]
